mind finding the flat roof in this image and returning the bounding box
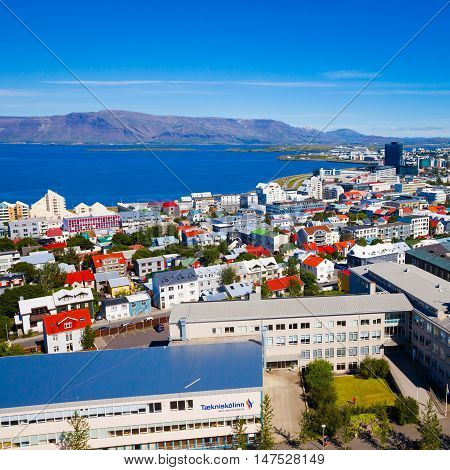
[170,293,412,324]
[0,342,262,411]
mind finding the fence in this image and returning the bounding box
[94,316,169,338]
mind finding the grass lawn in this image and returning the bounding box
[335,375,396,407]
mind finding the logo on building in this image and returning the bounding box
[246,399,254,409]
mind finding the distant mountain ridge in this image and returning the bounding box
[0,110,447,145]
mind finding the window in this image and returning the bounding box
[373,318,381,325]
[313,349,322,359]
[360,331,369,341]
[371,330,381,339]
[224,327,234,334]
[300,335,310,344]
[327,321,334,328]
[266,337,273,346]
[337,321,346,327]
[372,345,381,355]
[275,336,286,346]
[53,346,59,353]
[288,335,298,345]
[337,347,346,357]
[348,347,358,356]
[315,321,322,328]
[64,322,72,329]
[275,324,285,331]
[237,326,247,333]
[313,334,322,344]
[349,332,358,341]
[350,320,358,327]
[361,319,370,326]
[148,403,162,413]
[212,327,222,335]
[170,400,193,411]
[324,348,334,358]
[360,346,369,355]
[336,333,346,342]
[288,323,298,330]
[267,325,273,331]
[324,333,334,343]
[336,363,346,371]
[300,322,310,329]
[300,350,310,359]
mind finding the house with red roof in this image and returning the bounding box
[45,227,66,243]
[298,225,339,247]
[43,308,92,354]
[65,269,95,289]
[162,201,180,217]
[301,255,335,283]
[333,240,355,257]
[266,275,304,298]
[91,252,127,275]
[246,244,270,258]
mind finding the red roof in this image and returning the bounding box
[43,309,91,335]
[66,269,95,285]
[246,244,270,257]
[302,255,325,268]
[92,252,126,268]
[46,228,63,237]
[317,245,335,254]
[45,242,67,251]
[266,275,304,292]
[302,242,318,251]
[162,201,179,208]
[302,225,331,235]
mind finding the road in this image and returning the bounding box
[11,309,170,350]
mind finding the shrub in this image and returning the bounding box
[393,396,419,425]
[360,357,389,379]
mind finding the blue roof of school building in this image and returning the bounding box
[0,342,262,410]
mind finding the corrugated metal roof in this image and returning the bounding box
[0,342,262,411]
[170,293,412,324]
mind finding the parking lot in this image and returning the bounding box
[95,322,169,350]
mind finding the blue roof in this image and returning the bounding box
[0,342,262,410]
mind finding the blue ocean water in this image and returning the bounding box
[0,144,354,206]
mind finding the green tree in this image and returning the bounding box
[59,247,80,268]
[202,246,220,266]
[299,270,320,296]
[359,357,389,379]
[304,359,337,409]
[164,223,178,237]
[0,315,13,340]
[287,278,303,297]
[16,237,38,253]
[36,262,66,292]
[0,237,15,251]
[132,247,153,261]
[112,232,133,246]
[67,235,94,250]
[108,244,129,253]
[298,411,318,449]
[60,412,91,450]
[285,257,299,276]
[370,238,383,245]
[220,266,238,285]
[9,262,37,282]
[261,280,272,298]
[393,396,419,425]
[0,340,25,357]
[0,284,48,317]
[418,399,442,450]
[232,418,248,450]
[235,252,257,262]
[356,238,367,247]
[257,394,275,450]
[81,325,96,350]
[218,240,229,255]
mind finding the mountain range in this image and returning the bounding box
[0,110,448,145]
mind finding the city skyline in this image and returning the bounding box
[0,0,450,136]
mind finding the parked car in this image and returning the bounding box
[154,323,165,333]
[95,313,104,321]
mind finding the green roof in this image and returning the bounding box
[252,228,275,237]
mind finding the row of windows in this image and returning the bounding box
[266,331,382,346]
[0,402,162,428]
[0,416,260,449]
[296,345,381,359]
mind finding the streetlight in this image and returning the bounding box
[321,424,326,448]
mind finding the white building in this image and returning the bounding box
[73,202,113,216]
[347,242,410,268]
[30,190,69,219]
[152,268,199,309]
[43,308,91,354]
[301,255,335,283]
[0,250,20,275]
[0,342,262,450]
[170,293,413,371]
[298,176,323,200]
[256,182,287,205]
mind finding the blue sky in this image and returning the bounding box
[0,0,449,136]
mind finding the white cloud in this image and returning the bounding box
[0,89,34,97]
[322,70,376,79]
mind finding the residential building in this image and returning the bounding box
[65,269,95,289]
[298,176,323,200]
[349,262,449,389]
[347,242,410,268]
[15,287,94,333]
[405,241,449,282]
[73,202,113,216]
[94,271,122,292]
[251,228,289,252]
[63,214,121,233]
[0,342,262,450]
[43,309,92,354]
[418,188,447,205]
[108,277,133,297]
[0,273,25,294]
[118,210,162,233]
[223,281,253,299]
[20,251,55,269]
[0,251,20,275]
[301,255,335,283]
[134,256,166,278]
[341,222,411,242]
[102,297,130,321]
[0,201,29,224]
[255,182,287,205]
[126,292,152,317]
[152,268,199,309]
[266,275,304,297]
[298,225,339,247]
[8,217,53,239]
[169,293,412,371]
[30,190,68,219]
[92,252,127,276]
[162,201,180,217]
[398,215,429,238]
